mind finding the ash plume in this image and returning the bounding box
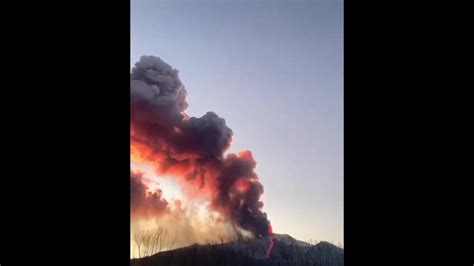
[130,55,271,237]
[131,171,169,218]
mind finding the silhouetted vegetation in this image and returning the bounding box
[132,223,177,261]
[131,231,343,266]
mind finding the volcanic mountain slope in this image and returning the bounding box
[130,233,344,266]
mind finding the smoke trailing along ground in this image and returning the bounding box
[130,55,271,237]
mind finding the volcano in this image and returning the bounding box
[130,233,344,266]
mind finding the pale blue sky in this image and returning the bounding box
[132,0,343,245]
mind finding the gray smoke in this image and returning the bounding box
[131,171,169,218]
[131,55,271,237]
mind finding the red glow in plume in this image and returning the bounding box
[266,223,276,258]
[130,56,271,238]
[268,224,273,235]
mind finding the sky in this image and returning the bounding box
[131,0,343,246]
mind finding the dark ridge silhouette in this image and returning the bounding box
[131,233,344,266]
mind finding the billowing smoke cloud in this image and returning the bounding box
[130,56,270,237]
[131,171,169,218]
